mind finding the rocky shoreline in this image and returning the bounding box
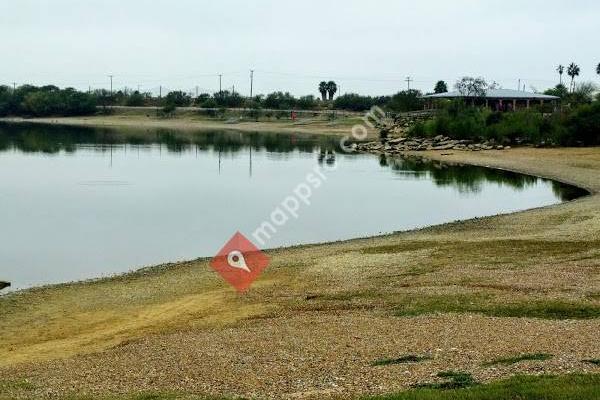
[354,135,510,153]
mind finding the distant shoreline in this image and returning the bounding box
[0,109,378,138]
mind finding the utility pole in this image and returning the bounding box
[250,69,254,98]
[195,86,198,97]
[12,82,16,91]
[518,79,521,91]
[405,76,413,91]
[159,85,162,98]
[108,75,114,95]
[218,74,222,94]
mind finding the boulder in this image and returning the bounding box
[431,143,456,150]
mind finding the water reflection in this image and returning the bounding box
[381,154,586,201]
[0,122,589,290]
[0,122,587,202]
[0,122,340,155]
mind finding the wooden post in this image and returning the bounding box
[513,99,517,110]
[526,99,531,109]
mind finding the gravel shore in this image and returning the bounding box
[1,145,599,399]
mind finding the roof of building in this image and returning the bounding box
[423,89,559,100]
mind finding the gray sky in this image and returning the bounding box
[1,0,598,96]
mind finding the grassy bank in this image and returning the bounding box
[3,374,599,400]
[370,374,600,400]
[0,147,599,399]
[0,106,378,137]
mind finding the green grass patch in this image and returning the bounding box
[483,353,553,366]
[393,294,600,319]
[367,373,600,400]
[0,378,36,392]
[413,371,478,390]
[373,354,432,366]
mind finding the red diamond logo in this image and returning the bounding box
[210,231,270,292]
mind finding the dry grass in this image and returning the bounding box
[0,109,377,138]
[0,146,599,399]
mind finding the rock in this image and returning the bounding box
[433,135,444,142]
[431,143,456,151]
[495,145,504,150]
[437,140,458,147]
[388,137,407,144]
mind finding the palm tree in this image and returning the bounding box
[326,81,337,100]
[567,62,580,92]
[318,81,328,101]
[556,65,564,85]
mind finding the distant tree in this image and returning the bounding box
[556,65,565,85]
[567,62,580,93]
[264,91,296,109]
[334,93,375,111]
[434,80,448,94]
[318,81,328,101]
[200,97,218,108]
[454,77,488,97]
[544,84,569,99]
[387,90,424,112]
[296,95,318,110]
[164,91,192,107]
[213,90,244,107]
[570,82,598,104]
[597,63,600,76]
[194,93,211,106]
[326,81,337,100]
[126,90,145,106]
[18,87,96,116]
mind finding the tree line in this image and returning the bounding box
[0,83,428,117]
[1,62,598,117]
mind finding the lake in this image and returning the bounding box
[0,122,587,290]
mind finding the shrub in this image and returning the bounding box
[563,102,600,145]
[334,93,375,111]
[410,99,600,146]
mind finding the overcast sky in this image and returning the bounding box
[1,0,598,96]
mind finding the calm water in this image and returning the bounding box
[0,123,587,290]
